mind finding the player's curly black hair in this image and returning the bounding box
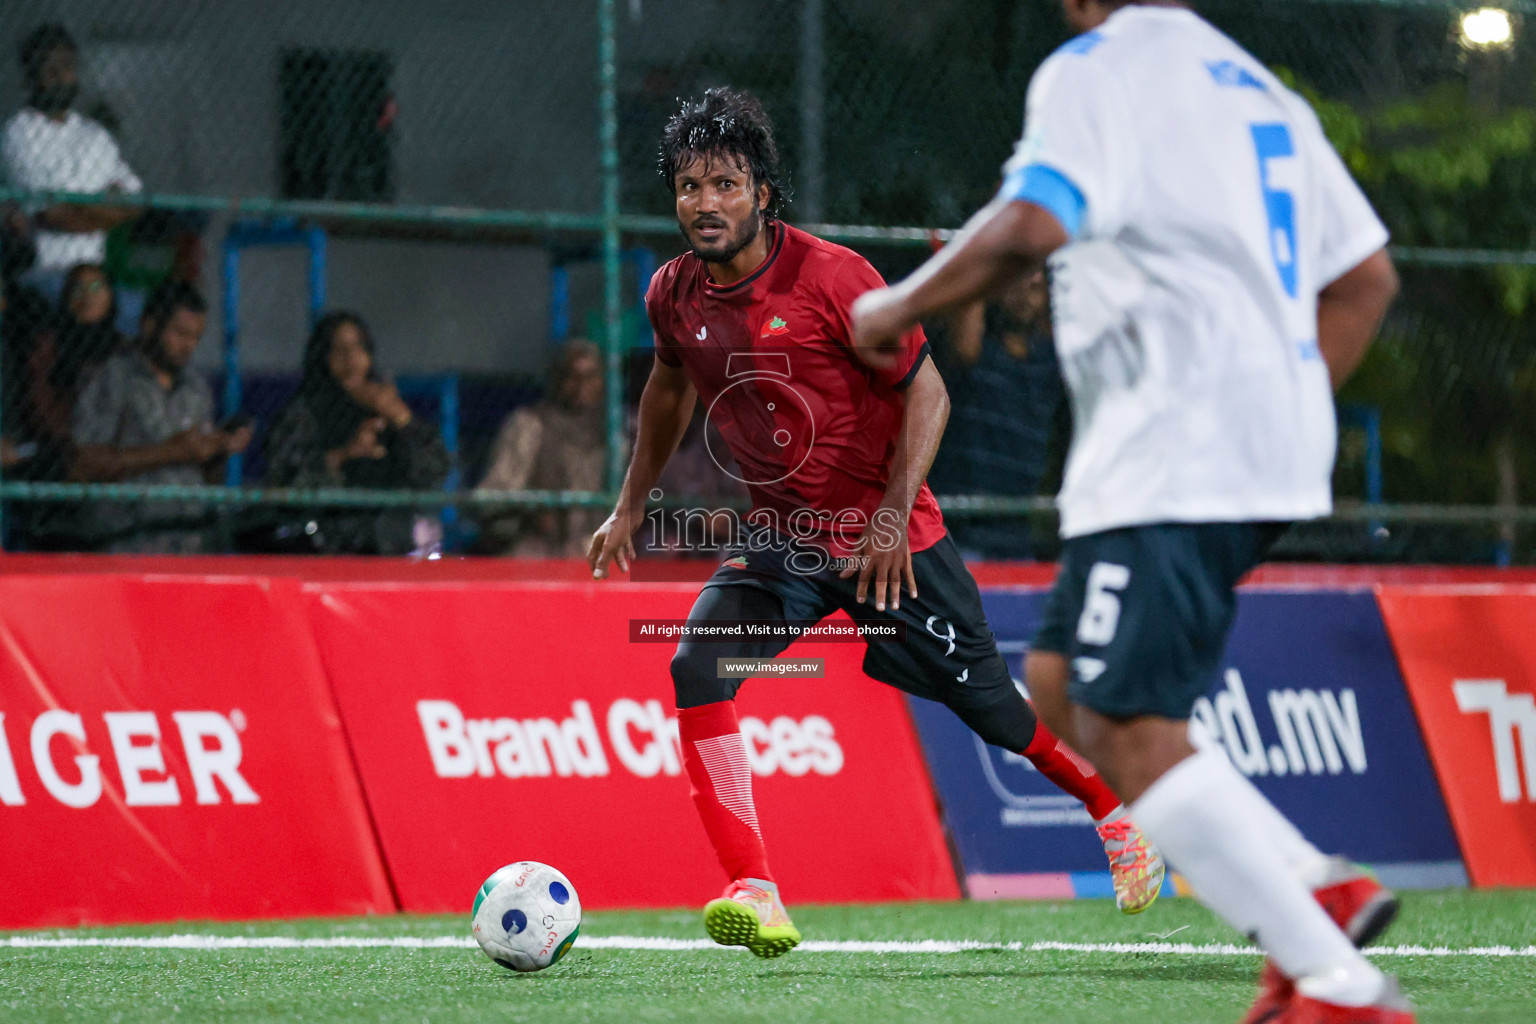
[659,87,791,220]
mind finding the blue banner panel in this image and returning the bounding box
[907,588,1466,898]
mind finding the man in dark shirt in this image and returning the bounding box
[929,268,1065,559]
[70,280,250,552]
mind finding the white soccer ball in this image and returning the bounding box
[471,861,582,972]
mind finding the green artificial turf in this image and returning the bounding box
[1,890,1532,1023]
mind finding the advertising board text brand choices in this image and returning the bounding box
[417,699,844,780]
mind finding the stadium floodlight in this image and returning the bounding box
[1460,7,1516,50]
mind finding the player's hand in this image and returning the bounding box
[850,286,913,372]
[588,506,643,580]
[839,512,917,613]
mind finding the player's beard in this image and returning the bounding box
[685,205,763,265]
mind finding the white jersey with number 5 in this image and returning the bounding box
[1003,5,1388,539]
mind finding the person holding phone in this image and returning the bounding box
[261,311,449,555]
[69,280,251,553]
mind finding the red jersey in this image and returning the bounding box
[646,221,946,555]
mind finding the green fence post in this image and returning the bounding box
[0,285,5,548]
[599,0,625,494]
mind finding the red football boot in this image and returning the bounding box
[1276,977,1415,1024]
[1313,860,1400,947]
[1240,859,1400,1024]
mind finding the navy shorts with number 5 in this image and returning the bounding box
[1032,521,1287,719]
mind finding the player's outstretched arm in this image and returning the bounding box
[851,198,1069,363]
[1317,248,1399,392]
[588,357,697,580]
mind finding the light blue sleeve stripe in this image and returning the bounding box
[1000,163,1086,241]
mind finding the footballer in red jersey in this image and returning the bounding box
[587,87,1162,957]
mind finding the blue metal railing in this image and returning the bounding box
[221,218,329,485]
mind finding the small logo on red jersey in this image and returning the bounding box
[760,316,789,338]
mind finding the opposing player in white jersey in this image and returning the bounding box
[852,3,1406,1023]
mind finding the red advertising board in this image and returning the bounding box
[0,575,394,928]
[305,581,959,911]
[1376,587,1536,887]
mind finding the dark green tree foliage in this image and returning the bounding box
[1283,66,1536,550]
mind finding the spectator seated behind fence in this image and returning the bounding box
[69,280,252,553]
[2,24,142,301]
[261,311,449,555]
[0,206,42,465]
[23,264,126,446]
[0,284,50,480]
[928,268,1065,561]
[474,339,606,558]
[3,264,127,547]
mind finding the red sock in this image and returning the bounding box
[1022,716,1124,822]
[678,701,772,883]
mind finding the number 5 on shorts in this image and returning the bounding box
[1077,562,1131,646]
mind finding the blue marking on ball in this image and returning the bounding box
[548,881,570,905]
[503,908,528,934]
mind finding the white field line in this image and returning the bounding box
[1,935,1533,957]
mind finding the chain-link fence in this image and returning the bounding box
[1,0,1534,562]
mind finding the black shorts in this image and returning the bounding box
[1033,521,1287,719]
[678,529,1014,710]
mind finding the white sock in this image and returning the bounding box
[1248,795,1332,890]
[1188,717,1331,889]
[1298,960,1390,1007]
[1131,749,1381,998]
